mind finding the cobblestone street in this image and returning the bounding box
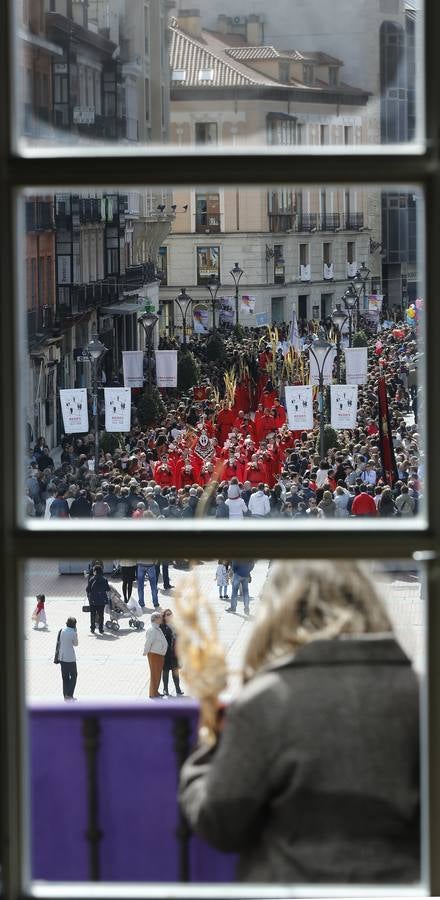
[25,561,424,702]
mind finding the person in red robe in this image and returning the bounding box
[273,399,287,428]
[153,459,175,487]
[216,403,236,447]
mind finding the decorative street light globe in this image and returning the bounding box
[343,284,358,310]
[331,307,348,332]
[86,334,108,361]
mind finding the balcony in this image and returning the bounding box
[345,213,364,230]
[29,702,237,883]
[297,213,318,232]
[27,305,54,343]
[26,200,54,232]
[79,198,102,225]
[319,213,341,232]
[268,212,295,233]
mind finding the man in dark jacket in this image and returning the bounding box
[226,560,254,615]
[69,489,92,518]
[86,565,110,634]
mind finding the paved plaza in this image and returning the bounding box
[25,561,424,702]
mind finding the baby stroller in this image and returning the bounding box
[105,584,144,632]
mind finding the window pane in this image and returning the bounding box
[25,557,426,887]
[20,184,425,528]
[15,0,423,151]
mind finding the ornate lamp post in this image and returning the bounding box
[85,334,108,474]
[138,311,159,392]
[174,288,193,346]
[206,274,220,331]
[342,283,358,347]
[308,336,335,460]
[353,261,370,313]
[229,261,244,326]
[331,305,349,382]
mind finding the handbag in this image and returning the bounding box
[82,604,90,613]
[53,629,61,665]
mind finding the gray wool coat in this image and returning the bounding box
[179,636,420,884]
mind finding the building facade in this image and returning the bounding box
[160,11,379,335]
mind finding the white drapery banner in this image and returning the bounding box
[122,350,144,388]
[60,388,89,434]
[154,350,178,388]
[309,347,336,386]
[104,388,131,432]
[331,384,358,429]
[285,385,314,431]
[344,347,368,385]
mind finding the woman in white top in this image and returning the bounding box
[225,482,248,519]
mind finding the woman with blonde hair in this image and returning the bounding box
[180,561,420,884]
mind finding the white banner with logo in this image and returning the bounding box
[60,388,89,434]
[241,294,255,314]
[122,350,144,388]
[309,347,336,386]
[154,350,178,388]
[193,305,209,333]
[330,384,358,429]
[104,388,131,432]
[344,347,368,385]
[285,385,313,431]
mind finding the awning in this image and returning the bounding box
[100,302,144,315]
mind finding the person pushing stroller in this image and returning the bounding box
[87,564,111,634]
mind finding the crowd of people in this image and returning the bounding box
[25,319,422,521]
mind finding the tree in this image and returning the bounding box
[206,332,226,364]
[178,349,200,393]
[100,432,124,454]
[352,330,368,347]
[317,424,340,455]
[136,386,166,427]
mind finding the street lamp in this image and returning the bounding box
[174,287,193,346]
[331,305,349,383]
[308,336,335,460]
[342,283,358,347]
[229,261,244,326]
[353,261,370,313]
[206,274,220,331]
[86,334,108,474]
[138,311,159,392]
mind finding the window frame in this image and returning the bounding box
[1,0,440,898]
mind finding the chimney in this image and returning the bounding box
[216,14,229,35]
[246,14,263,45]
[177,8,202,39]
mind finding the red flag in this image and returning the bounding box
[193,386,207,401]
[377,377,398,486]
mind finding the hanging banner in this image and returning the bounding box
[218,296,236,326]
[285,385,313,431]
[344,347,368,385]
[241,294,256,314]
[59,388,89,434]
[122,350,144,388]
[378,376,398,485]
[104,388,131,432]
[309,347,336,386]
[193,305,209,334]
[154,350,178,388]
[331,385,358,429]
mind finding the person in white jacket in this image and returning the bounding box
[143,611,168,698]
[248,484,271,518]
[59,617,78,700]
